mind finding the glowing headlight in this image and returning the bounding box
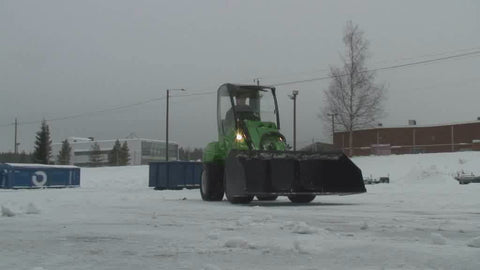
[235,133,244,141]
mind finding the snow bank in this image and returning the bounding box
[352,151,480,183]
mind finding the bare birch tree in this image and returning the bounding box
[321,21,386,156]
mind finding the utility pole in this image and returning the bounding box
[14,118,18,154]
[253,78,260,86]
[165,88,185,162]
[327,113,338,145]
[289,90,299,151]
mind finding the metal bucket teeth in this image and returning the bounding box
[224,150,366,196]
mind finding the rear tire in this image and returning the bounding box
[288,194,316,203]
[200,163,224,201]
[256,195,278,201]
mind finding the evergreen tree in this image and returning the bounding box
[108,139,122,166]
[89,142,103,167]
[191,148,203,161]
[119,141,130,165]
[57,139,72,165]
[33,120,52,164]
[19,151,33,163]
[178,147,186,160]
[177,147,203,161]
[0,151,33,163]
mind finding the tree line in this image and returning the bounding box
[2,119,202,166]
[1,120,130,166]
[178,147,203,161]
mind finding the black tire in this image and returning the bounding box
[256,195,278,201]
[226,194,254,204]
[288,194,316,203]
[200,163,224,201]
[223,172,253,204]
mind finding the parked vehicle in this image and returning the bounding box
[454,171,480,185]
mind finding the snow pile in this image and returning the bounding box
[1,205,15,217]
[207,232,220,240]
[292,238,324,254]
[293,239,311,254]
[281,221,320,234]
[467,237,480,248]
[360,221,369,230]
[224,237,253,249]
[431,233,447,245]
[25,202,41,214]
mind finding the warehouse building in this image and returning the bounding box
[52,137,179,166]
[334,120,480,156]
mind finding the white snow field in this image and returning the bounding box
[1,152,480,270]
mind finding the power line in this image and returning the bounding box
[271,49,480,87]
[256,46,480,83]
[0,95,167,128]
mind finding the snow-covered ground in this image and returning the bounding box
[1,152,480,270]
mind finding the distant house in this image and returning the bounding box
[51,137,179,166]
[334,120,480,156]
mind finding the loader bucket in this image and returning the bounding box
[224,150,366,197]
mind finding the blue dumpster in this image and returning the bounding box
[149,161,202,190]
[0,163,80,189]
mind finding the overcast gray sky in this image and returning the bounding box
[1,0,479,153]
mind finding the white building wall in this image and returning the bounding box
[52,137,178,166]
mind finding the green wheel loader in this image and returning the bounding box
[201,83,366,204]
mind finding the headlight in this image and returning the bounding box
[235,132,244,141]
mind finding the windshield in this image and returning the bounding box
[218,85,279,136]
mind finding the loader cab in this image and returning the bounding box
[217,83,280,138]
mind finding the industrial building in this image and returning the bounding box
[334,120,480,156]
[51,137,179,166]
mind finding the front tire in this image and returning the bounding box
[288,194,316,203]
[224,172,253,204]
[200,163,224,201]
[256,195,278,201]
[226,193,254,204]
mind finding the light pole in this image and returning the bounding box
[166,88,185,162]
[327,113,337,145]
[14,118,18,154]
[289,90,299,151]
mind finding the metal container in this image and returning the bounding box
[149,161,202,190]
[0,163,80,189]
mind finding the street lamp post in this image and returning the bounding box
[166,88,185,162]
[289,90,299,151]
[327,113,338,145]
